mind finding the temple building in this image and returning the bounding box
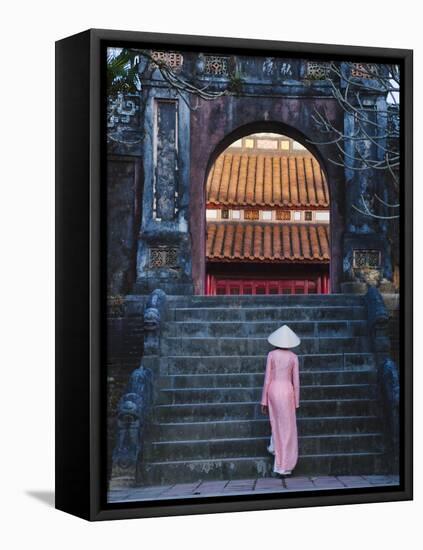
[205,133,331,295]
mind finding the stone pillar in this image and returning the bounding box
[134,80,193,295]
[340,63,394,293]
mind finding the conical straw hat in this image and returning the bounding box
[267,324,301,348]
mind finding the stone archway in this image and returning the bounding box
[189,109,345,294]
[128,53,394,298]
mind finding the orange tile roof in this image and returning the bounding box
[207,222,330,262]
[207,153,329,207]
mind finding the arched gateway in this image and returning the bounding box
[189,114,345,296]
[107,52,394,297]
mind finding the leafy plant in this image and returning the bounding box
[107,49,139,97]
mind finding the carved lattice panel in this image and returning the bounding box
[244,209,260,220]
[306,62,331,80]
[149,247,179,268]
[353,249,381,268]
[204,55,230,76]
[276,210,291,221]
[351,63,377,79]
[151,51,183,71]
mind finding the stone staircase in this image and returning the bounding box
[140,294,387,484]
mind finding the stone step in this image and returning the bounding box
[165,320,368,338]
[166,294,365,308]
[153,416,381,440]
[163,336,369,356]
[154,398,378,422]
[116,292,391,483]
[163,369,377,388]
[141,451,385,483]
[165,353,375,374]
[159,384,377,405]
[133,292,388,482]
[172,305,367,322]
[145,433,383,461]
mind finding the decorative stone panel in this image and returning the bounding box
[154,100,178,220]
[204,55,230,76]
[306,61,331,80]
[107,93,141,144]
[151,51,183,71]
[353,249,381,268]
[149,246,179,268]
[351,63,377,79]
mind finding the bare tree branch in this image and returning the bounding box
[309,61,400,220]
[352,194,399,220]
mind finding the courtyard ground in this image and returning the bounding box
[108,474,400,503]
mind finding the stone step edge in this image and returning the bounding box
[169,305,366,310]
[165,369,376,377]
[166,297,364,301]
[166,319,368,325]
[164,336,366,341]
[153,415,379,427]
[143,451,385,467]
[151,432,383,446]
[167,301,365,305]
[154,398,379,409]
[166,369,376,375]
[159,383,376,393]
[164,351,374,364]
[164,356,374,361]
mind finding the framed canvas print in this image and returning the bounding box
[55,29,413,521]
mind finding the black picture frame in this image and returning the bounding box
[55,28,413,521]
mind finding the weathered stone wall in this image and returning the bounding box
[383,293,400,365]
[106,299,145,479]
[107,157,142,295]
[107,92,144,296]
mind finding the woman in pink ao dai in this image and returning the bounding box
[260,324,301,476]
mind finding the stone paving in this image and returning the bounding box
[108,475,400,503]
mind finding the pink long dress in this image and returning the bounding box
[260,348,300,474]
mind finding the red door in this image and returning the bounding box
[205,276,330,295]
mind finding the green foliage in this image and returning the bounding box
[107,49,139,97]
